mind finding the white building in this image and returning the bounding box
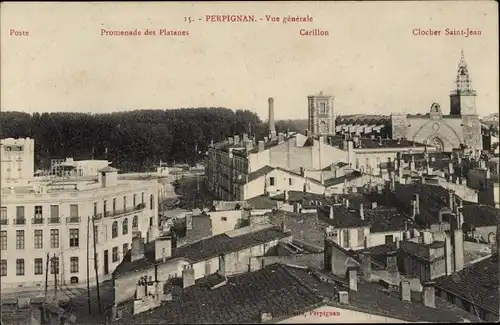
[0,166,163,289]
[50,158,110,177]
[0,138,35,185]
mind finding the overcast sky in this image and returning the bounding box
[1,1,498,120]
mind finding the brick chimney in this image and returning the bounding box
[182,265,195,288]
[400,280,411,302]
[422,282,436,308]
[131,236,144,262]
[268,97,276,141]
[359,203,364,220]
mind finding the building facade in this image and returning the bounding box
[0,167,162,289]
[0,137,35,185]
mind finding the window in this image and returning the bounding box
[123,243,129,255]
[112,247,118,262]
[376,157,381,167]
[113,198,116,213]
[51,257,59,274]
[141,192,145,204]
[123,196,127,210]
[122,218,128,235]
[1,260,6,276]
[70,204,79,218]
[221,217,227,221]
[16,206,25,219]
[133,194,137,207]
[385,235,394,244]
[94,225,99,243]
[34,206,43,217]
[269,177,275,186]
[112,221,118,238]
[103,200,107,216]
[149,217,153,227]
[150,194,154,210]
[320,102,326,114]
[0,231,6,250]
[50,229,59,248]
[70,257,79,273]
[34,258,43,275]
[0,207,6,222]
[50,205,59,218]
[93,202,98,216]
[342,229,350,248]
[16,230,25,249]
[133,216,138,228]
[365,158,370,169]
[69,229,79,247]
[355,159,360,169]
[289,178,292,186]
[34,230,43,249]
[16,259,24,276]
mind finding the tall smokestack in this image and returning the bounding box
[268,97,276,140]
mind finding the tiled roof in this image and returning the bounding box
[357,138,427,149]
[270,191,332,205]
[246,195,279,210]
[113,227,289,277]
[99,165,118,172]
[317,205,371,229]
[324,171,363,187]
[364,208,415,233]
[461,204,500,228]
[113,263,325,324]
[114,263,478,324]
[434,254,500,315]
[247,165,274,183]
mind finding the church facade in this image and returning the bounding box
[391,51,482,152]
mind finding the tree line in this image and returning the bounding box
[0,110,309,172]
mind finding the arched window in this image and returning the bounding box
[150,194,154,210]
[320,121,327,134]
[132,215,138,228]
[122,218,128,235]
[112,221,118,238]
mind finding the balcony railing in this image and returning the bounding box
[0,219,8,225]
[14,218,26,225]
[93,204,145,221]
[66,216,81,223]
[32,217,45,225]
[48,217,61,224]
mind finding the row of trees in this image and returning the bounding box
[1,110,311,172]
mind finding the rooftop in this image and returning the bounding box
[114,263,479,324]
[434,254,499,315]
[113,226,289,277]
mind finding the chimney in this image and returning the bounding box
[360,250,372,282]
[268,97,276,140]
[444,234,453,275]
[348,267,358,291]
[242,133,248,143]
[329,205,334,219]
[359,203,364,220]
[410,157,415,171]
[258,140,264,152]
[305,129,309,137]
[182,265,195,288]
[411,200,417,220]
[155,236,172,262]
[345,198,349,209]
[371,201,377,209]
[284,190,289,202]
[277,132,285,143]
[486,167,491,179]
[210,139,214,148]
[338,291,349,304]
[453,226,464,273]
[386,251,400,284]
[400,280,411,302]
[448,190,454,210]
[234,135,240,145]
[228,147,234,159]
[264,136,269,143]
[422,282,436,308]
[131,236,144,262]
[415,194,420,214]
[261,313,273,322]
[218,254,226,277]
[377,136,382,145]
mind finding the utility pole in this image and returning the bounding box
[91,216,103,316]
[86,216,92,315]
[44,252,49,299]
[52,254,58,302]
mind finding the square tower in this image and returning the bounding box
[450,50,477,116]
[308,91,335,136]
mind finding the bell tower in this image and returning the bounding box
[307,91,335,136]
[450,50,477,115]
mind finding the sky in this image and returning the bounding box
[1,1,498,121]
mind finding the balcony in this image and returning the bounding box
[95,205,146,220]
[14,218,26,225]
[32,217,45,225]
[48,217,61,224]
[0,219,8,225]
[66,216,81,224]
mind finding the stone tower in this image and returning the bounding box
[450,50,477,116]
[307,91,335,136]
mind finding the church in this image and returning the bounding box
[311,51,484,152]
